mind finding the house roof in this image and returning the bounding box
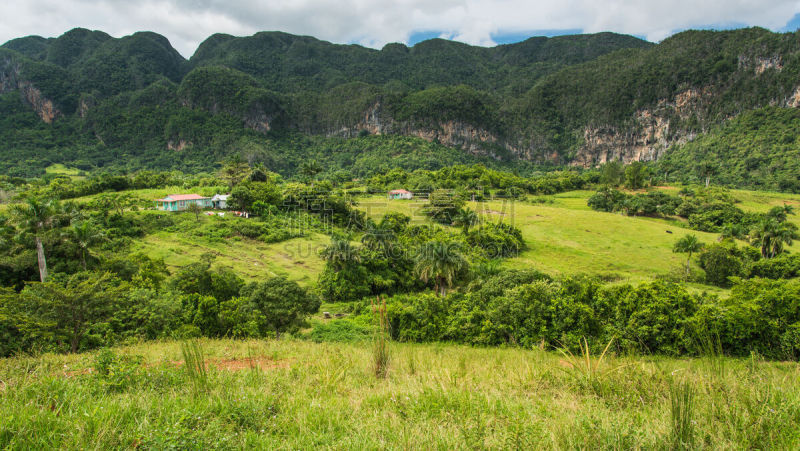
[155,194,209,202]
[211,194,229,201]
[388,189,412,194]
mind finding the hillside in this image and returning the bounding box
[2,27,800,187]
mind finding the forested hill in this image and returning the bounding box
[2,27,800,188]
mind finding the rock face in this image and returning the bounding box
[299,90,710,165]
[167,139,191,151]
[314,100,513,159]
[1,57,60,123]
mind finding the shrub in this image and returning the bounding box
[698,243,745,287]
[466,222,525,258]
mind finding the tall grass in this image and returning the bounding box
[372,297,390,379]
[558,337,625,391]
[180,340,208,391]
[1,339,798,448]
[669,379,696,450]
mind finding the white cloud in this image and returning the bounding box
[1,0,799,57]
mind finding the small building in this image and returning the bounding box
[211,194,229,209]
[154,194,211,212]
[388,189,413,200]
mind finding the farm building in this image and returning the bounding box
[211,194,229,209]
[388,189,413,200]
[154,194,211,211]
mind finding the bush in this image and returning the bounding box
[749,254,800,279]
[466,222,525,258]
[698,243,745,287]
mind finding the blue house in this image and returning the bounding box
[154,194,211,212]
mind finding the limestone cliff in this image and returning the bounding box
[1,57,60,123]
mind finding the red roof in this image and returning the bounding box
[388,189,412,194]
[155,194,209,202]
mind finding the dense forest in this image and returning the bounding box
[2,27,800,192]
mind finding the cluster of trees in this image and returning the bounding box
[588,186,790,235]
[367,165,592,198]
[317,209,524,302]
[659,107,800,192]
[346,270,800,360]
[0,254,318,356]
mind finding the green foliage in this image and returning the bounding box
[748,254,800,279]
[698,243,753,287]
[1,271,127,353]
[423,189,466,224]
[466,222,525,258]
[240,277,320,337]
[661,107,800,192]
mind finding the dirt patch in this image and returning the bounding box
[160,356,290,372]
[63,367,93,378]
[213,357,290,371]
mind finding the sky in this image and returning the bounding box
[2,0,800,58]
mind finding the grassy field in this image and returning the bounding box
[44,164,85,180]
[357,192,722,285]
[70,186,798,290]
[133,228,328,286]
[0,338,798,449]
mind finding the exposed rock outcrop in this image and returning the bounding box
[1,57,60,123]
[167,139,191,151]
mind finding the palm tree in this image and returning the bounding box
[749,218,797,259]
[452,207,479,235]
[719,223,745,242]
[673,234,703,278]
[11,197,58,282]
[65,221,107,269]
[321,236,360,271]
[415,240,468,296]
[770,223,797,257]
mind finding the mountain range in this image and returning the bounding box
[2,27,799,190]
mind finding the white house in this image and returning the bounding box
[211,194,229,209]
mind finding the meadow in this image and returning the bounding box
[359,191,725,285]
[1,338,798,449]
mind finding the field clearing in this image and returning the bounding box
[133,231,327,285]
[0,338,797,449]
[357,192,721,284]
[44,164,84,180]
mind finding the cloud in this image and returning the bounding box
[1,0,799,57]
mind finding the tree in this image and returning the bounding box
[697,161,718,188]
[320,236,361,271]
[300,160,322,184]
[415,240,468,296]
[600,161,624,187]
[361,219,396,253]
[187,202,203,221]
[452,207,479,234]
[218,155,250,189]
[673,234,704,278]
[11,198,59,282]
[65,221,107,269]
[0,215,13,250]
[423,189,465,224]
[11,271,126,353]
[624,161,648,190]
[698,244,743,287]
[240,277,320,338]
[750,217,798,259]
